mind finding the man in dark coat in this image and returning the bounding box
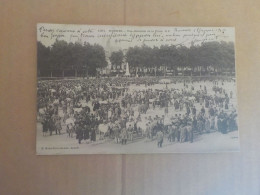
[91,128,96,142]
[48,115,55,136]
[187,125,193,143]
[186,106,190,116]
[168,124,174,142]
[192,106,196,116]
[217,117,222,132]
[93,101,100,112]
[121,128,128,145]
[192,117,197,133]
[221,118,228,134]
[83,124,90,140]
[75,124,83,144]
[42,118,48,136]
[201,106,205,115]
[156,129,164,148]
[54,115,62,135]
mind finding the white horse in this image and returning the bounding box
[66,123,75,138]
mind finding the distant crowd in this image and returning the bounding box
[38,76,238,147]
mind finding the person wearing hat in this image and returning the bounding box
[83,124,90,141]
[156,129,164,148]
[187,124,193,143]
[173,123,178,142]
[205,117,210,133]
[180,124,187,143]
[75,123,83,144]
[54,114,62,135]
[201,106,205,116]
[146,123,151,140]
[49,114,55,136]
[127,124,133,142]
[90,127,96,142]
[168,124,174,142]
[114,124,120,144]
[164,106,168,116]
[192,106,196,116]
[41,117,48,137]
[121,127,128,145]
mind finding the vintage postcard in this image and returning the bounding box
[37,24,239,154]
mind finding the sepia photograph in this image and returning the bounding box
[36,24,239,154]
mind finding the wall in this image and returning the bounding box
[1,0,260,194]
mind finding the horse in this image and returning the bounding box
[66,124,75,138]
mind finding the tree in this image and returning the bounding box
[109,50,124,69]
[177,46,189,76]
[86,44,107,76]
[70,42,82,77]
[187,45,200,76]
[149,47,160,76]
[158,45,179,76]
[37,39,235,78]
[126,46,143,76]
[47,41,107,77]
[49,40,71,77]
[37,42,51,77]
[219,41,235,75]
[139,45,154,76]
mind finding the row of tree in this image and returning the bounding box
[37,40,107,77]
[38,40,235,77]
[110,41,235,76]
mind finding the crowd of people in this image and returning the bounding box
[37,76,238,148]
